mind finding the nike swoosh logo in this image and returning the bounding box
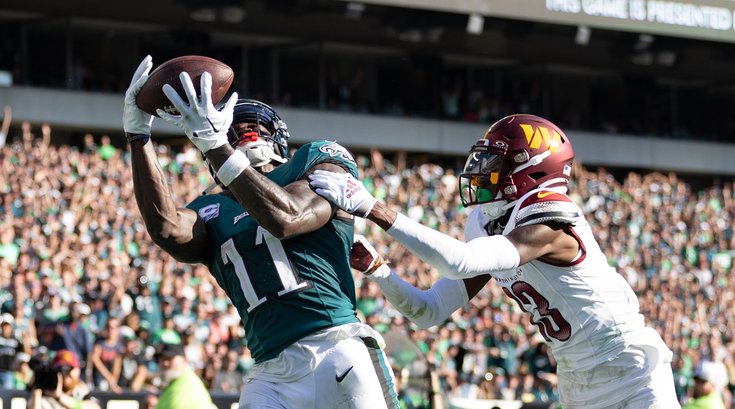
[207,118,221,133]
[537,191,555,199]
[336,366,354,383]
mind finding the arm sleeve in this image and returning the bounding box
[464,206,490,240]
[387,213,520,279]
[372,271,469,329]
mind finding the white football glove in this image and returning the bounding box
[308,170,377,217]
[157,71,238,153]
[349,235,390,278]
[123,55,154,139]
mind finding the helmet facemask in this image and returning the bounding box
[459,140,510,207]
[202,99,290,194]
[227,99,289,168]
[229,123,288,168]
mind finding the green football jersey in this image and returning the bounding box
[187,141,360,363]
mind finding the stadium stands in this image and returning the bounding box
[0,122,733,407]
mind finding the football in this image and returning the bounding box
[135,55,234,117]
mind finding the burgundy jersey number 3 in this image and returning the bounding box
[503,281,572,342]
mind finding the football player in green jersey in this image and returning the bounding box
[122,56,398,409]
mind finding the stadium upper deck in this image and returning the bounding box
[1,0,735,172]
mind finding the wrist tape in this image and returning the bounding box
[217,150,251,186]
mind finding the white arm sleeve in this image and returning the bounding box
[372,270,469,329]
[387,213,520,279]
[464,206,490,240]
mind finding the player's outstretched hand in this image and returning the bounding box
[123,55,154,139]
[308,170,377,217]
[157,71,238,153]
[350,235,390,278]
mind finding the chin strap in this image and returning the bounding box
[239,141,286,168]
[202,181,219,195]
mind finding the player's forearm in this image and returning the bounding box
[205,146,322,238]
[386,213,520,279]
[129,140,181,241]
[366,201,398,231]
[372,271,468,328]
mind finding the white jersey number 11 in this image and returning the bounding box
[221,227,309,312]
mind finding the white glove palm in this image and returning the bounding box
[123,55,154,137]
[157,71,238,153]
[308,170,377,217]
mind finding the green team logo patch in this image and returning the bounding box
[319,142,355,163]
[198,203,220,222]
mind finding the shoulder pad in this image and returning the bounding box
[514,190,581,228]
[305,140,358,177]
[314,141,356,163]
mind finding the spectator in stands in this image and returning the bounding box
[14,352,33,390]
[119,333,148,392]
[27,349,101,409]
[181,329,204,373]
[211,351,241,393]
[97,135,116,161]
[133,282,162,335]
[154,342,214,409]
[58,303,94,382]
[440,76,461,119]
[153,317,181,346]
[0,314,22,388]
[142,392,159,409]
[91,317,123,393]
[7,113,735,406]
[0,223,20,268]
[684,361,728,409]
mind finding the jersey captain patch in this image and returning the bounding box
[319,142,355,163]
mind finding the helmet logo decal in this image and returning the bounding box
[520,124,561,153]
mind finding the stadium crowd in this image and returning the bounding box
[1,115,734,407]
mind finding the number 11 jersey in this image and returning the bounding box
[186,141,360,363]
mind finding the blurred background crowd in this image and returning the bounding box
[1,112,734,407]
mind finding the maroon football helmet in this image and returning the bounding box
[459,114,575,207]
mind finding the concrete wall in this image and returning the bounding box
[1,86,733,175]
